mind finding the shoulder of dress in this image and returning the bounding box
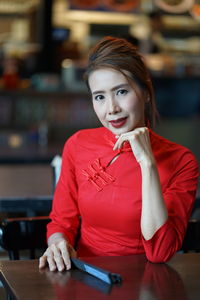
[151,130,198,165]
[151,130,186,150]
[63,127,105,148]
[72,127,105,141]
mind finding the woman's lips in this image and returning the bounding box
[109,117,127,128]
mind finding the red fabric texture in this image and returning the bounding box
[47,127,199,262]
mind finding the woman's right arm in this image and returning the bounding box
[39,135,80,271]
[39,233,77,271]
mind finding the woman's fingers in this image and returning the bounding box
[39,249,57,271]
[113,133,131,150]
[51,243,66,271]
[113,127,148,150]
[39,254,47,269]
[59,240,72,270]
[113,131,138,150]
[113,127,153,163]
[46,251,57,272]
[39,239,73,272]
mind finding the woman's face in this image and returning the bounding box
[88,68,145,135]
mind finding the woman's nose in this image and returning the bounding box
[108,97,121,115]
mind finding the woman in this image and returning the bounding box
[39,36,199,271]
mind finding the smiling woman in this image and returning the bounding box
[39,36,199,272]
[89,68,145,135]
[84,36,157,128]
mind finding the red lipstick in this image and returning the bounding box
[109,117,127,128]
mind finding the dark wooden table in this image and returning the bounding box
[0,253,200,300]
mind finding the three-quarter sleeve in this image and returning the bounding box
[47,136,80,246]
[142,150,199,262]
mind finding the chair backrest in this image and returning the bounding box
[51,155,62,188]
[181,218,200,253]
[0,216,50,260]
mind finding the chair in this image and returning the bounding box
[181,218,200,253]
[0,216,50,260]
[181,197,200,253]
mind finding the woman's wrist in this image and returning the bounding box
[48,232,67,246]
[139,157,157,170]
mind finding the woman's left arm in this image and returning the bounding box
[114,127,199,262]
[114,127,168,240]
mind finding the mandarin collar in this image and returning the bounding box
[103,127,131,151]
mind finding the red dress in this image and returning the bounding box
[47,127,199,262]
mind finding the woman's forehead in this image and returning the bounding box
[88,68,143,96]
[89,67,134,82]
[88,68,130,88]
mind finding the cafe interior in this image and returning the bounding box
[0,0,200,299]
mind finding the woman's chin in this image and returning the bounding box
[108,125,130,136]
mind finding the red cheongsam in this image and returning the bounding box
[47,127,199,262]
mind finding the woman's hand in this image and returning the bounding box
[113,127,155,165]
[39,233,77,272]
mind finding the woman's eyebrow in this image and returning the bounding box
[92,90,105,95]
[92,84,129,95]
[111,84,129,92]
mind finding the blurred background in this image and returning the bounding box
[0,0,200,204]
[0,2,199,297]
[0,0,199,192]
[0,1,199,284]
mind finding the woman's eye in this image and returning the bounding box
[117,89,128,96]
[94,95,104,101]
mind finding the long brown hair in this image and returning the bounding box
[84,36,158,127]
